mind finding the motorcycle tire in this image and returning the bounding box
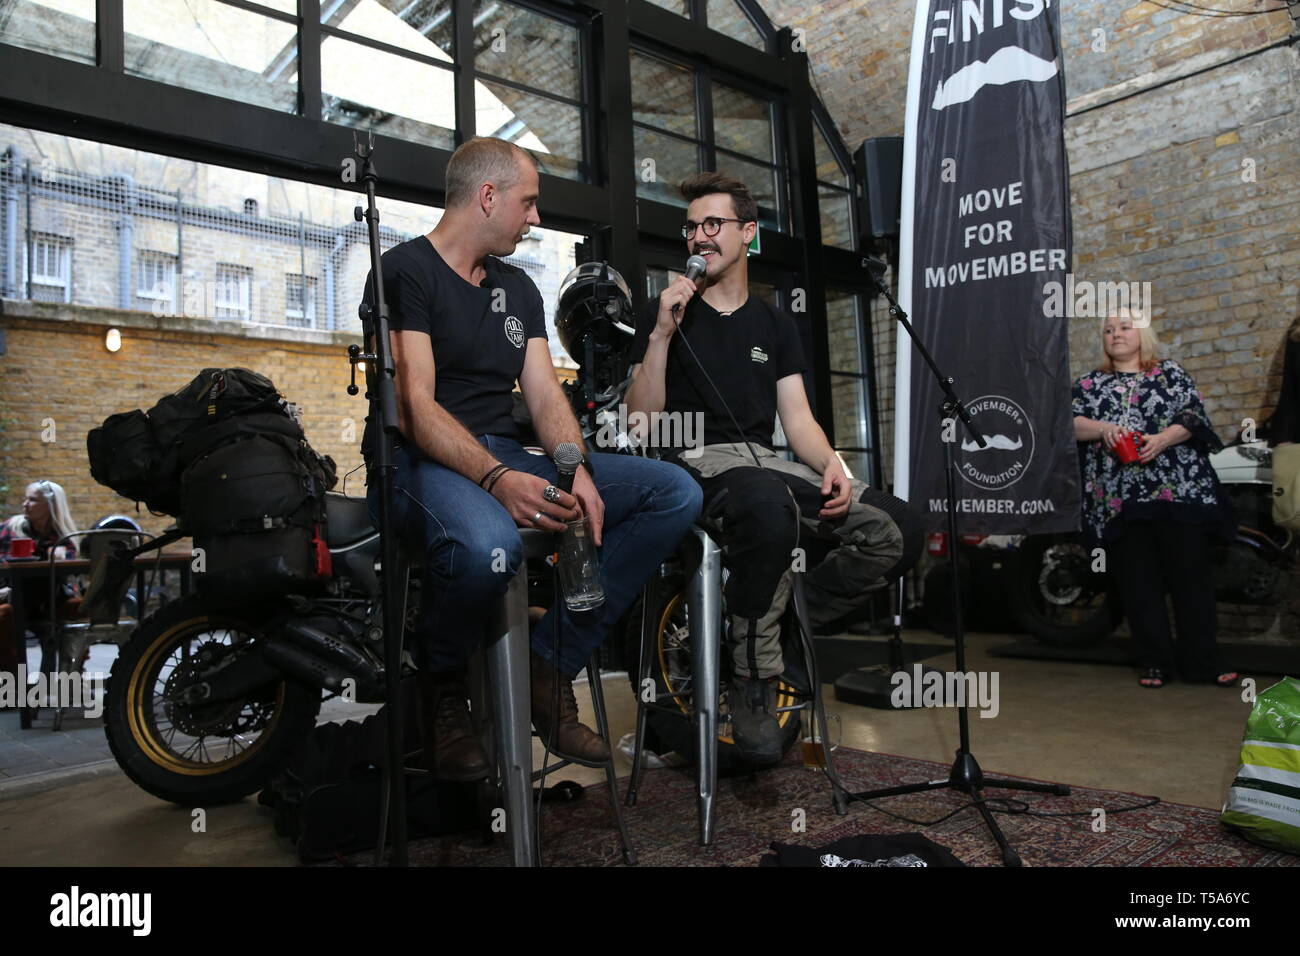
[105,596,321,806]
[623,577,802,774]
[1008,535,1120,647]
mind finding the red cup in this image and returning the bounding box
[1113,431,1143,464]
[9,536,35,558]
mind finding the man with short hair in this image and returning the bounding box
[364,137,701,778]
[625,172,921,766]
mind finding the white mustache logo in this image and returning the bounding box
[932,46,1059,111]
[962,433,1023,452]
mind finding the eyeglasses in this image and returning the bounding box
[681,217,749,239]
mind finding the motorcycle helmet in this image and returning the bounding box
[554,261,635,365]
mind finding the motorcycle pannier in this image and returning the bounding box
[181,431,332,603]
[87,367,289,516]
[87,410,162,509]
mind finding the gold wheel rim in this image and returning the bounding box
[126,614,285,775]
[655,592,798,746]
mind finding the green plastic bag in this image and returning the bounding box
[1220,677,1300,854]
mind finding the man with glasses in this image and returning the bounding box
[362,137,701,778]
[625,172,921,766]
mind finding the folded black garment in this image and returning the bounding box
[760,833,965,867]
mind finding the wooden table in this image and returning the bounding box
[2,550,194,729]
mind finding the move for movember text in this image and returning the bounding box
[923,180,1067,290]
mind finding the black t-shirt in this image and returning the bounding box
[628,293,807,450]
[361,236,546,453]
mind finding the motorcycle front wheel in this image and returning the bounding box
[1008,534,1120,647]
[624,578,802,773]
[104,596,321,806]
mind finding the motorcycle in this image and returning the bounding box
[104,493,402,806]
[923,441,1295,646]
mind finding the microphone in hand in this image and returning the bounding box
[553,442,583,496]
[671,255,709,321]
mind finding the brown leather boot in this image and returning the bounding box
[529,651,610,764]
[418,672,490,782]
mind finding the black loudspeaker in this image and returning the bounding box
[854,136,903,242]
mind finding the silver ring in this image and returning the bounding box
[542,484,561,504]
[532,510,544,524]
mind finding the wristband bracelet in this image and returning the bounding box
[484,467,512,495]
[479,463,508,488]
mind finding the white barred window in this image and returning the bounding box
[285,273,317,328]
[136,251,177,312]
[214,263,252,320]
[23,234,73,303]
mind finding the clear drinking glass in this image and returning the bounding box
[556,515,604,612]
[800,709,842,771]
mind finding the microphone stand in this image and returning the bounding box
[848,256,1069,866]
[348,132,408,866]
[833,575,942,709]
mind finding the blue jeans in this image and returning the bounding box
[369,436,702,678]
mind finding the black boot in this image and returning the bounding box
[418,672,490,782]
[727,674,783,766]
[529,652,610,764]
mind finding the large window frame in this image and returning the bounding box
[0,0,878,467]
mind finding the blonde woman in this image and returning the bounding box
[1071,312,1237,689]
[1,480,79,556]
[1,480,82,675]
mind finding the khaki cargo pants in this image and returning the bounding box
[672,443,918,679]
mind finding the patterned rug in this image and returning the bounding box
[354,747,1300,867]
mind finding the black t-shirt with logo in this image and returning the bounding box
[629,293,807,450]
[361,236,546,453]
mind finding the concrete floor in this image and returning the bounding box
[0,631,1268,866]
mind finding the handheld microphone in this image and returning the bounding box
[673,255,709,320]
[554,441,583,495]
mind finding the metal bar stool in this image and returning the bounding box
[625,524,847,846]
[383,527,633,866]
[526,650,637,866]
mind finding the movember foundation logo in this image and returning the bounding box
[956,395,1035,491]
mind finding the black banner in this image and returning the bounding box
[905,0,1078,533]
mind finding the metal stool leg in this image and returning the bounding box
[687,527,724,846]
[790,572,848,815]
[585,656,637,865]
[372,552,412,867]
[466,643,498,847]
[625,584,654,808]
[486,564,537,866]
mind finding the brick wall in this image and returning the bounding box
[763,0,1299,481]
[0,297,579,538]
[1064,39,1299,438]
[0,300,369,537]
[760,0,1300,640]
[2,122,581,361]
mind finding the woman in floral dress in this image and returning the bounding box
[1071,311,1237,689]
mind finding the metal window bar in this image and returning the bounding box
[0,148,416,334]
